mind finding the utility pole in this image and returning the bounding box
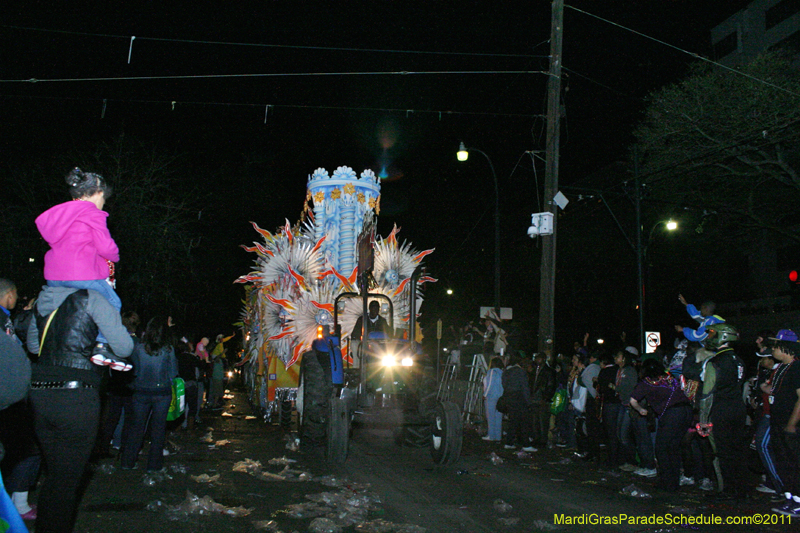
[538,0,564,354]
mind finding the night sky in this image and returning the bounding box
[2,1,754,350]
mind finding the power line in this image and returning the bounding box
[1,24,549,59]
[0,92,545,120]
[4,70,548,84]
[565,4,800,99]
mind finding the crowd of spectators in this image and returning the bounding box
[480,296,800,518]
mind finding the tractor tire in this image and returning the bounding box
[299,352,331,448]
[279,399,293,429]
[429,401,462,465]
[326,397,349,463]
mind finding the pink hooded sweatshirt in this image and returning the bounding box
[35,200,119,281]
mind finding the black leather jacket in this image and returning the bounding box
[35,290,97,373]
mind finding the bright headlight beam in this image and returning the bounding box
[401,357,414,367]
[382,355,397,366]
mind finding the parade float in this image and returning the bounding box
[236,166,462,464]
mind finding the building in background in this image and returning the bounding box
[712,0,800,66]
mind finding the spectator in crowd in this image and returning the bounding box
[502,353,536,452]
[578,349,603,460]
[751,331,783,496]
[529,352,556,448]
[26,283,133,533]
[97,310,139,458]
[176,336,200,430]
[0,332,31,532]
[34,168,131,370]
[1,279,19,342]
[596,351,621,468]
[697,322,748,501]
[767,329,800,517]
[208,347,227,410]
[613,349,640,472]
[680,340,716,491]
[120,316,178,472]
[675,294,724,344]
[630,359,693,491]
[482,356,504,442]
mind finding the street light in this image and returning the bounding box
[637,218,678,354]
[457,142,500,311]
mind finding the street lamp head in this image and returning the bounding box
[456,142,469,162]
[446,288,453,295]
[666,219,678,231]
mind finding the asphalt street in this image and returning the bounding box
[32,384,790,533]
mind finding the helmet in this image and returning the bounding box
[703,322,739,350]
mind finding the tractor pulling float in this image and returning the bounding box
[236,166,462,465]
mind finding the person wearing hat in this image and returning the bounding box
[751,330,783,496]
[768,329,800,517]
[696,322,747,500]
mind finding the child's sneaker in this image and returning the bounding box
[91,343,132,371]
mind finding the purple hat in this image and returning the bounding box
[770,329,799,343]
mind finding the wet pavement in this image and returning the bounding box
[25,387,793,532]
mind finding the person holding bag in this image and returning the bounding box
[483,357,505,442]
[120,316,178,472]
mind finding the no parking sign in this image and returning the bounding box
[645,331,661,354]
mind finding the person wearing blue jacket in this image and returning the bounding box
[482,356,504,442]
[675,294,724,343]
[120,316,177,472]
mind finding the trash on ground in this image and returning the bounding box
[190,473,221,483]
[96,463,116,475]
[222,412,234,417]
[620,484,652,499]
[488,452,504,465]
[493,499,512,514]
[355,519,428,532]
[515,451,531,459]
[215,439,231,446]
[200,431,215,443]
[143,469,173,486]
[252,519,282,531]
[224,394,235,399]
[285,437,300,452]
[268,456,297,466]
[167,439,182,451]
[151,491,253,520]
[309,517,343,533]
[233,458,309,482]
[146,500,168,512]
[277,481,383,529]
[245,415,258,420]
[498,517,520,526]
[170,464,188,474]
[233,458,264,475]
[315,475,346,488]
